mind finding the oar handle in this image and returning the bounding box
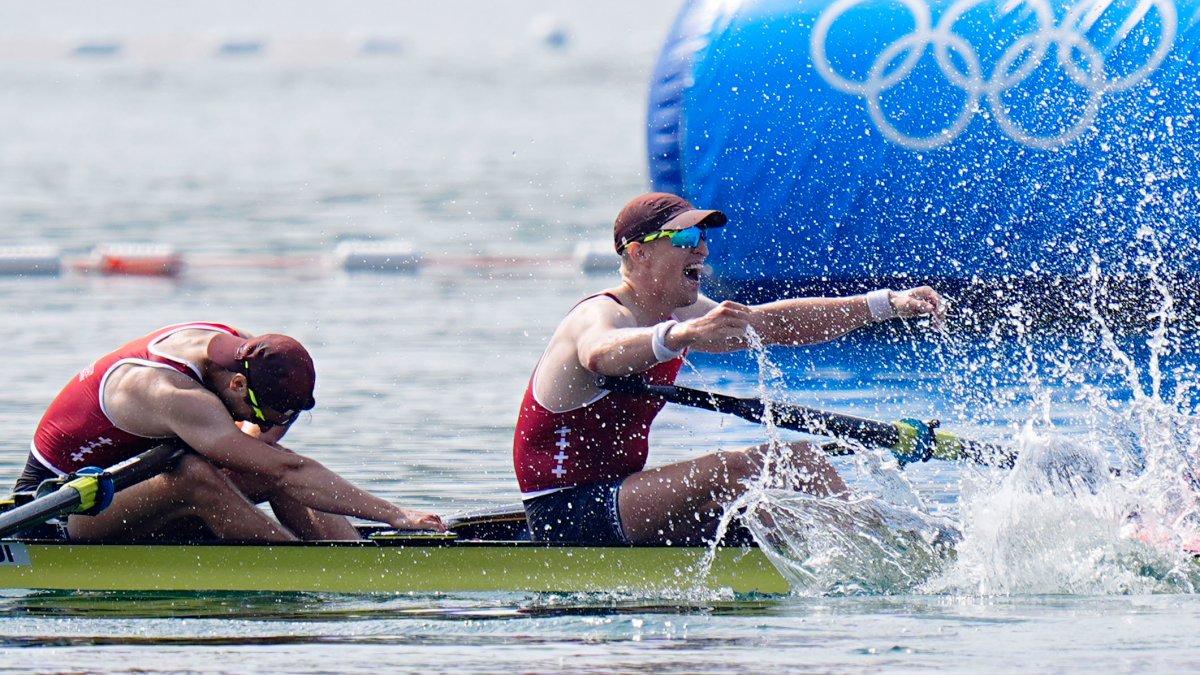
[0,484,91,540]
[600,376,1015,468]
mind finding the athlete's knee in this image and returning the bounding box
[780,440,823,462]
[740,441,839,483]
[710,449,761,486]
[779,440,850,496]
[164,454,234,498]
[740,441,797,470]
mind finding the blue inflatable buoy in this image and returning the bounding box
[648,0,1200,307]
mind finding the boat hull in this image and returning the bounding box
[0,537,790,595]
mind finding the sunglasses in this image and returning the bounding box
[633,226,707,250]
[243,360,299,429]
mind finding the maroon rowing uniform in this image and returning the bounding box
[30,322,242,476]
[512,294,684,497]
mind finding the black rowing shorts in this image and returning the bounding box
[14,452,58,494]
[524,478,629,545]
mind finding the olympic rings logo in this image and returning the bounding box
[810,0,1177,149]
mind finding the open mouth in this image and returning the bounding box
[683,263,704,282]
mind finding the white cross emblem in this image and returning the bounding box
[70,437,117,463]
[552,426,571,478]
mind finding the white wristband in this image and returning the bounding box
[651,320,684,362]
[865,289,895,322]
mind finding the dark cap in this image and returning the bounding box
[613,192,727,253]
[208,332,316,413]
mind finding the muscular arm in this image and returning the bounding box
[111,371,443,531]
[536,286,943,409]
[574,301,660,376]
[746,296,875,346]
[570,295,739,375]
[531,298,673,411]
[668,286,945,352]
[553,292,869,375]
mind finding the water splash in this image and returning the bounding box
[931,232,1200,595]
[740,492,959,595]
[691,242,1200,598]
[931,427,1200,595]
[698,327,959,596]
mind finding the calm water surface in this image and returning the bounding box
[1,1,1200,672]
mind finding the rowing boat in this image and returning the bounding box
[0,514,790,595]
[0,382,1013,597]
[0,446,788,595]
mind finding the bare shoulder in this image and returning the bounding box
[156,325,251,355]
[105,364,217,435]
[546,293,634,361]
[565,293,636,331]
[108,361,201,397]
[532,294,631,411]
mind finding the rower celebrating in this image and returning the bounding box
[14,322,444,541]
[513,193,946,545]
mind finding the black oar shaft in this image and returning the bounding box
[636,380,902,445]
[105,443,186,491]
[600,376,1015,468]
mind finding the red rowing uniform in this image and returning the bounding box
[513,294,684,497]
[30,322,241,475]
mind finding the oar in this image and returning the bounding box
[446,504,530,540]
[599,376,1015,468]
[0,442,185,539]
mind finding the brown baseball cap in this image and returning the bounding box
[613,192,727,253]
[208,332,317,413]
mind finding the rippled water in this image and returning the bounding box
[2,591,1200,672]
[2,1,1200,672]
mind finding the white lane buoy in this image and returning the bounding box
[573,241,619,275]
[0,245,62,276]
[77,243,185,276]
[334,240,423,272]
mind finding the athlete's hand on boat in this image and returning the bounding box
[889,286,946,325]
[390,509,447,532]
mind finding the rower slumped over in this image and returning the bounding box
[12,322,444,542]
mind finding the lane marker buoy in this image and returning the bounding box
[75,243,185,276]
[0,245,62,276]
[573,241,619,275]
[334,240,423,272]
